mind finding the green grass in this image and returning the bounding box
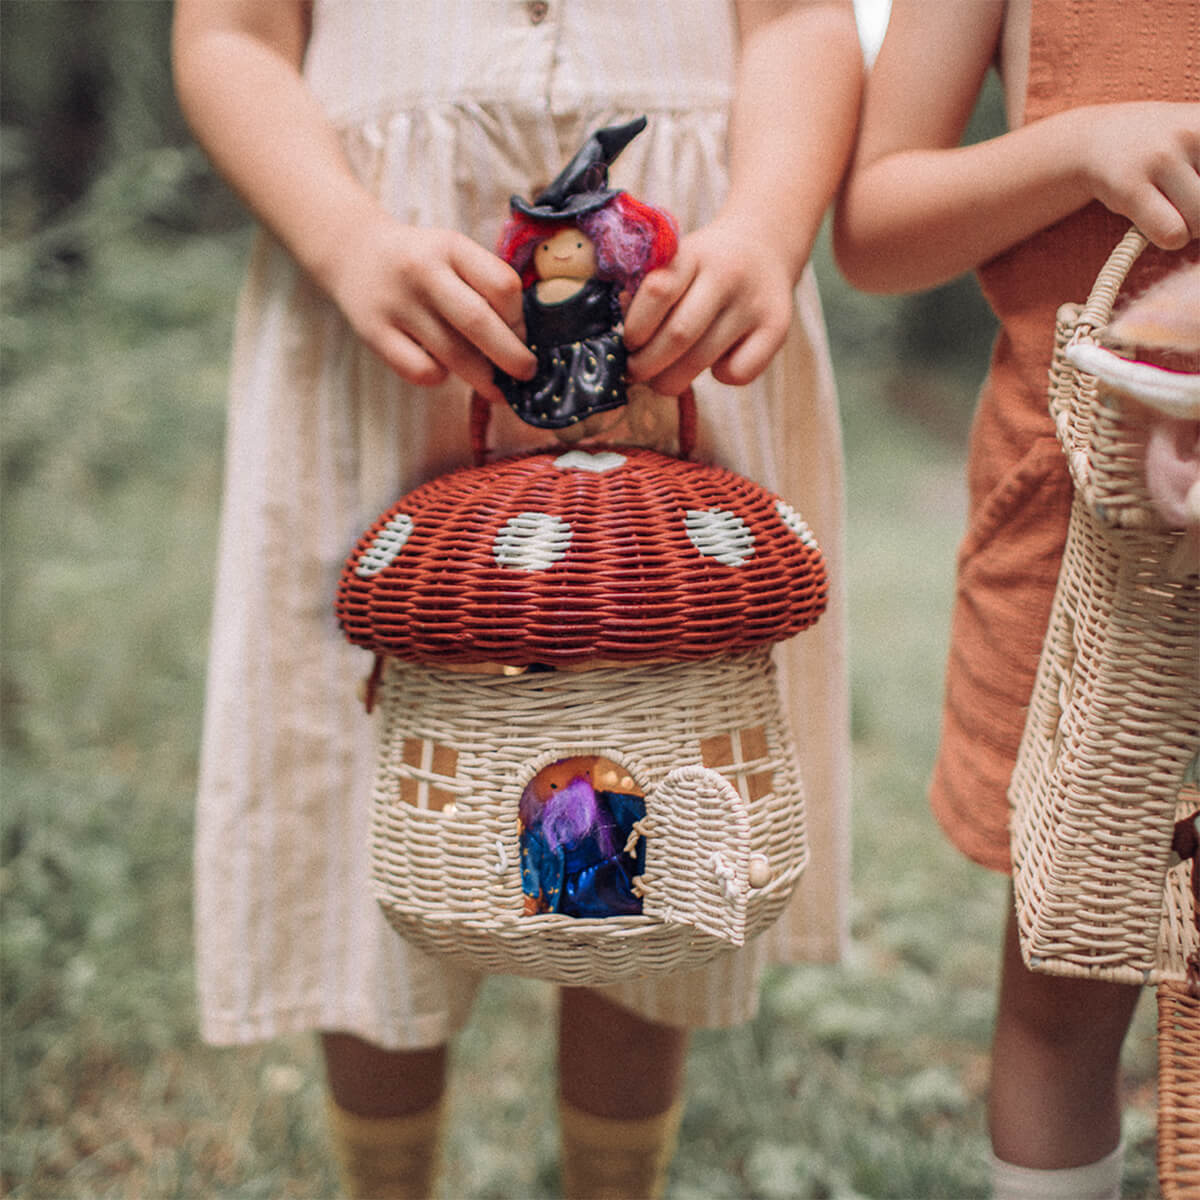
[1,160,1161,1198]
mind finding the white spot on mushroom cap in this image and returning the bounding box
[356,512,415,577]
[494,511,573,571]
[553,449,627,473]
[775,500,820,551]
[684,509,755,566]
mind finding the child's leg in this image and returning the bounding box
[321,1032,448,1200]
[322,1032,446,1116]
[557,988,689,1199]
[989,900,1140,1173]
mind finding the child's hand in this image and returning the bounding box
[328,210,536,401]
[1074,102,1200,250]
[622,213,795,397]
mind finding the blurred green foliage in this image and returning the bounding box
[2,0,188,220]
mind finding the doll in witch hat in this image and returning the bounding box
[495,117,678,434]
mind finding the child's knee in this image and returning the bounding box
[998,907,1140,1051]
[1000,964,1139,1054]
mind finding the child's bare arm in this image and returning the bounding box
[625,0,862,396]
[834,0,1200,294]
[172,0,534,398]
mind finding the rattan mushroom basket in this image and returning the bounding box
[336,441,828,985]
[1009,227,1200,988]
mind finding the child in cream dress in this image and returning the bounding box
[177,1,860,1194]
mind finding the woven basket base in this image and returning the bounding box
[368,651,808,985]
[376,908,745,987]
[1011,498,1199,985]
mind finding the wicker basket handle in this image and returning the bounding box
[470,388,698,467]
[1074,225,1149,337]
[1049,226,1150,505]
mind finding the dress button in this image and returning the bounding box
[527,0,549,24]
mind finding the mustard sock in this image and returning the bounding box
[324,1095,444,1200]
[558,1096,685,1200]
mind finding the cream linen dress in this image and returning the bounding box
[195,0,850,1049]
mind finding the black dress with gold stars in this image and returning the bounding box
[498,277,627,428]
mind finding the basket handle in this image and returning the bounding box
[1049,226,1149,504]
[1074,226,1149,337]
[470,388,698,468]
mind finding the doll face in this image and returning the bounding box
[534,228,597,282]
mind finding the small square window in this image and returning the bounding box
[701,726,773,805]
[399,738,459,811]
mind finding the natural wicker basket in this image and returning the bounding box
[337,440,828,984]
[1158,792,1200,1198]
[1158,978,1200,1200]
[1009,228,1200,985]
[366,650,806,984]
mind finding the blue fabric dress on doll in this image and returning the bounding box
[500,278,627,428]
[520,782,647,919]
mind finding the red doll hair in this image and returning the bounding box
[497,192,679,293]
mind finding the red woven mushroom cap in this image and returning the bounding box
[336,446,828,667]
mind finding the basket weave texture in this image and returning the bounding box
[337,441,827,983]
[368,651,807,985]
[336,445,827,668]
[1158,980,1200,1200]
[1010,229,1200,985]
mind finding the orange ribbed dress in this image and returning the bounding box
[930,0,1200,873]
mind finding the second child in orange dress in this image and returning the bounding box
[836,2,1198,1196]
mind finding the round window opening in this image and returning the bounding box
[518,756,647,919]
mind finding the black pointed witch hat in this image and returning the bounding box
[510,116,647,221]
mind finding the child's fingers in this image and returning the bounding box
[368,306,504,401]
[629,271,793,394]
[711,322,790,388]
[368,322,451,388]
[626,270,728,386]
[407,309,511,400]
[622,254,697,351]
[635,296,753,396]
[1153,158,1200,244]
[1127,185,1194,251]
[655,308,788,395]
[449,240,530,338]
[428,269,535,382]
[1093,108,1200,249]
[443,246,536,379]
